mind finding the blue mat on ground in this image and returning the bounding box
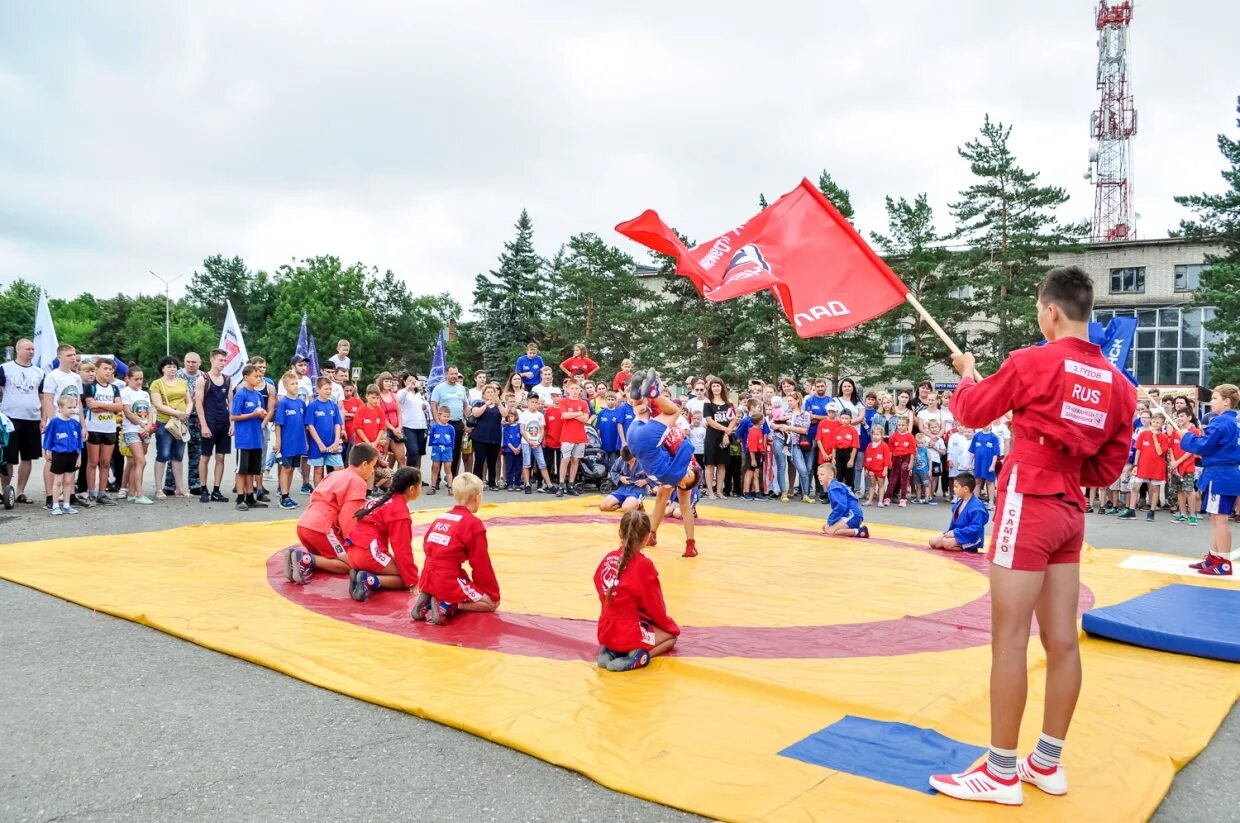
[1082,583,1240,663]
[778,715,986,795]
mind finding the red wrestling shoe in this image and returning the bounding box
[1198,554,1233,576]
[682,539,698,558]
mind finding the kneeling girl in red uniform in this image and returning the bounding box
[411,473,500,624]
[345,467,424,601]
[593,509,681,672]
[286,443,380,584]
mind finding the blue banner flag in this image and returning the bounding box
[1092,315,1138,386]
[306,335,321,380]
[427,328,447,392]
[295,311,310,363]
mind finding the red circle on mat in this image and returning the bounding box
[266,514,1094,662]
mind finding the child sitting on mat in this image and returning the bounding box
[929,472,989,553]
[594,509,680,672]
[599,447,649,513]
[1178,383,1240,576]
[412,473,500,624]
[818,462,869,538]
[345,467,423,602]
[286,443,380,585]
[665,483,699,521]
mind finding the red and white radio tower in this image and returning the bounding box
[1086,1,1137,242]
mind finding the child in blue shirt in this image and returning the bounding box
[595,393,622,465]
[912,433,932,504]
[600,446,649,513]
[43,394,84,515]
[614,398,636,453]
[969,424,1002,503]
[305,377,344,486]
[929,472,990,552]
[273,371,308,509]
[428,405,456,493]
[502,411,523,490]
[230,365,268,510]
[817,462,869,538]
[515,343,545,390]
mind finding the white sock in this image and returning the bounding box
[1030,733,1065,771]
[986,746,1018,779]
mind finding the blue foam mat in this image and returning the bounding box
[779,715,986,794]
[1082,583,1240,663]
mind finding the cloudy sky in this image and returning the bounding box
[2,1,1236,310]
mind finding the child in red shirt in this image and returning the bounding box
[612,358,634,393]
[354,385,388,453]
[833,411,860,489]
[930,266,1135,806]
[341,382,363,444]
[1121,410,1167,522]
[286,444,380,584]
[543,392,564,486]
[862,427,891,506]
[743,409,768,499]
[345,467,422,601]
[1168,409,1201,525]
[412,473,500,625]
[556,379,591,497]
[594,509,679,672]
[885,416,917,507]
[559,343,600,380]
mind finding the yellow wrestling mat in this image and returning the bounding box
[1,499,1237,822]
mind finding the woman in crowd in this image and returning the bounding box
[894,389,917,433]
[470,383,506,490]
[916,390,954,435]
[782,392,814,503]
[702,376,736,500]
[376,371,406,468]
[149,356,191,499]
[398,374,430,471]
[832,377,862,420]
[502,373,528,409]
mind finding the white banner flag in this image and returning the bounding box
[218,300,248,381]
[32,290,59,372]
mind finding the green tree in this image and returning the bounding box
[0,279,42,349]
[260,256,377,376]
[185,254,278,344]
[870,194,963,384]
[544,233,651,372]
[1175,97,1240,385]
[817,171,853,217]
[472,210,547,374]
[364,268,461,376]
[949,116,1088,370]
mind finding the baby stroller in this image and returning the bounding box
[0,412,15,510]
[578,425,612,492]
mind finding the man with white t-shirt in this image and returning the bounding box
[684,379,707,419]
[530,367,557,406]
[0,338,45,503]
[40,344,85,509]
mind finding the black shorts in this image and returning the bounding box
[87,431,118,447]
[746,454,765,472]
[4,417,41,463]
[237,448,263,476]
[50,451,79,474]
[200,420,232,457]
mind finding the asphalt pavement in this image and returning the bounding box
[0,473,1235,822]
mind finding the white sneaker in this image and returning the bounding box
[1017,754,1068,796]
[930,763,1023,805]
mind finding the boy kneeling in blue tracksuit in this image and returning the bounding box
[930,471,989,552]
[819,462,869,539]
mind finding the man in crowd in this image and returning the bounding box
[0,338,44,504]
[40,344,85,510]
[430,365,469,477]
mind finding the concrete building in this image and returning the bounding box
[633,237,1225,389]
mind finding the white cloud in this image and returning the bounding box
[1,0,1236,309]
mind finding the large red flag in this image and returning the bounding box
[616,178,910,338]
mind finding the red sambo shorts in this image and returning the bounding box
[297,525,347,560]
[988,485,1084,572]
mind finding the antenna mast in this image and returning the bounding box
[1086,1,1137,241]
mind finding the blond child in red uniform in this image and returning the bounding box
[1120,410,1168,522]
[930,266,1135,806]
[593,509,680,672]
[345,467,423,601]
[286,443,380,584]
[885,417,917,508]
[412,473,500,624]
[862,428,891,506]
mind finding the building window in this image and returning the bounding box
[1109,267,1145,294]
[1096,305,1218,386]
[887,334,912,356]
[1174,264,1207,292]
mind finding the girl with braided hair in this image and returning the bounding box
[593,509,680,672]
[344,466,423,602]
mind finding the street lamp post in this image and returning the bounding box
[149,271,186,356]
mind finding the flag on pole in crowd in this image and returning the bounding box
[295,311,310,363]
[218,300,248,381]
[32,289,59,371]
[1092,315,1139,386]
[306,335,321,379]
[616,178,910,338]
[427,328,447,392]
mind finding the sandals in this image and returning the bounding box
[15,494,34,505]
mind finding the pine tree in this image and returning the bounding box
[949,116,1087,371]
[870,194,963,384]
[472,210,547,374]
[1175,97,1240,384]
